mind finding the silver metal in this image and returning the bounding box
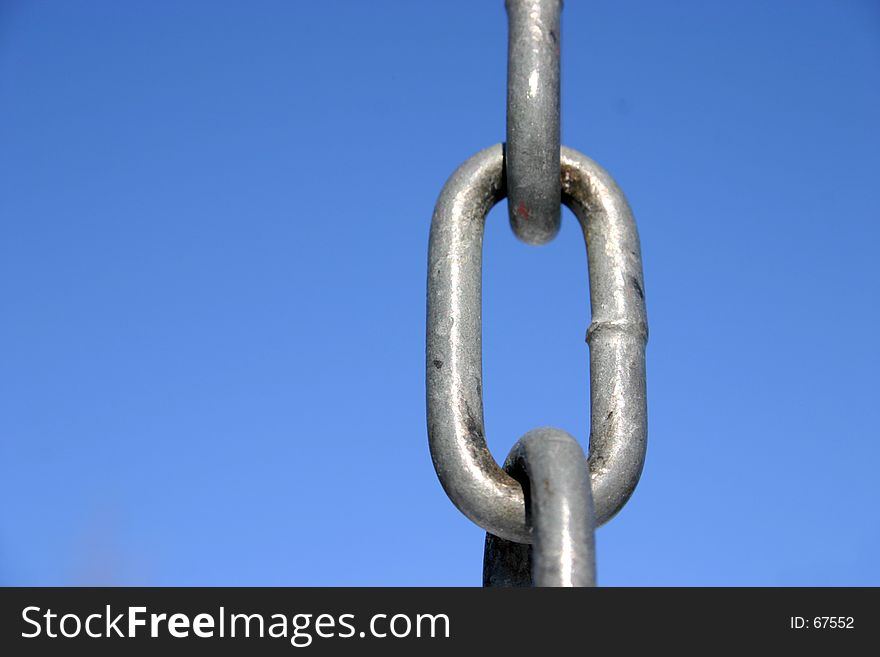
[483,534,532,587]
[505,0,562,245]
[483,428,596,587]
[426,144,647,544]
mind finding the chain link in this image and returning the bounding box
[426,3,647,587]
[483,428,596,587]
[506,0,562,245]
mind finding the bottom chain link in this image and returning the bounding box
[483,428,596,587]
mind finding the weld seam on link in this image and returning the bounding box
[586,320,649,343]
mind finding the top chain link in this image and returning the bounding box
[506,0,562,245]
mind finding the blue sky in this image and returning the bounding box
[1,0,878,585]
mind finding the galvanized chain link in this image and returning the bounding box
[483,428,596,587]
[506,0,561,245]
[426,2,647,587]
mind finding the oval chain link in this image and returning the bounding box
[506,0,562,244]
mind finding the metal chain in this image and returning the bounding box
[426,2,648,587]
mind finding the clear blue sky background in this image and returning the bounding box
[2,1,878,586]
